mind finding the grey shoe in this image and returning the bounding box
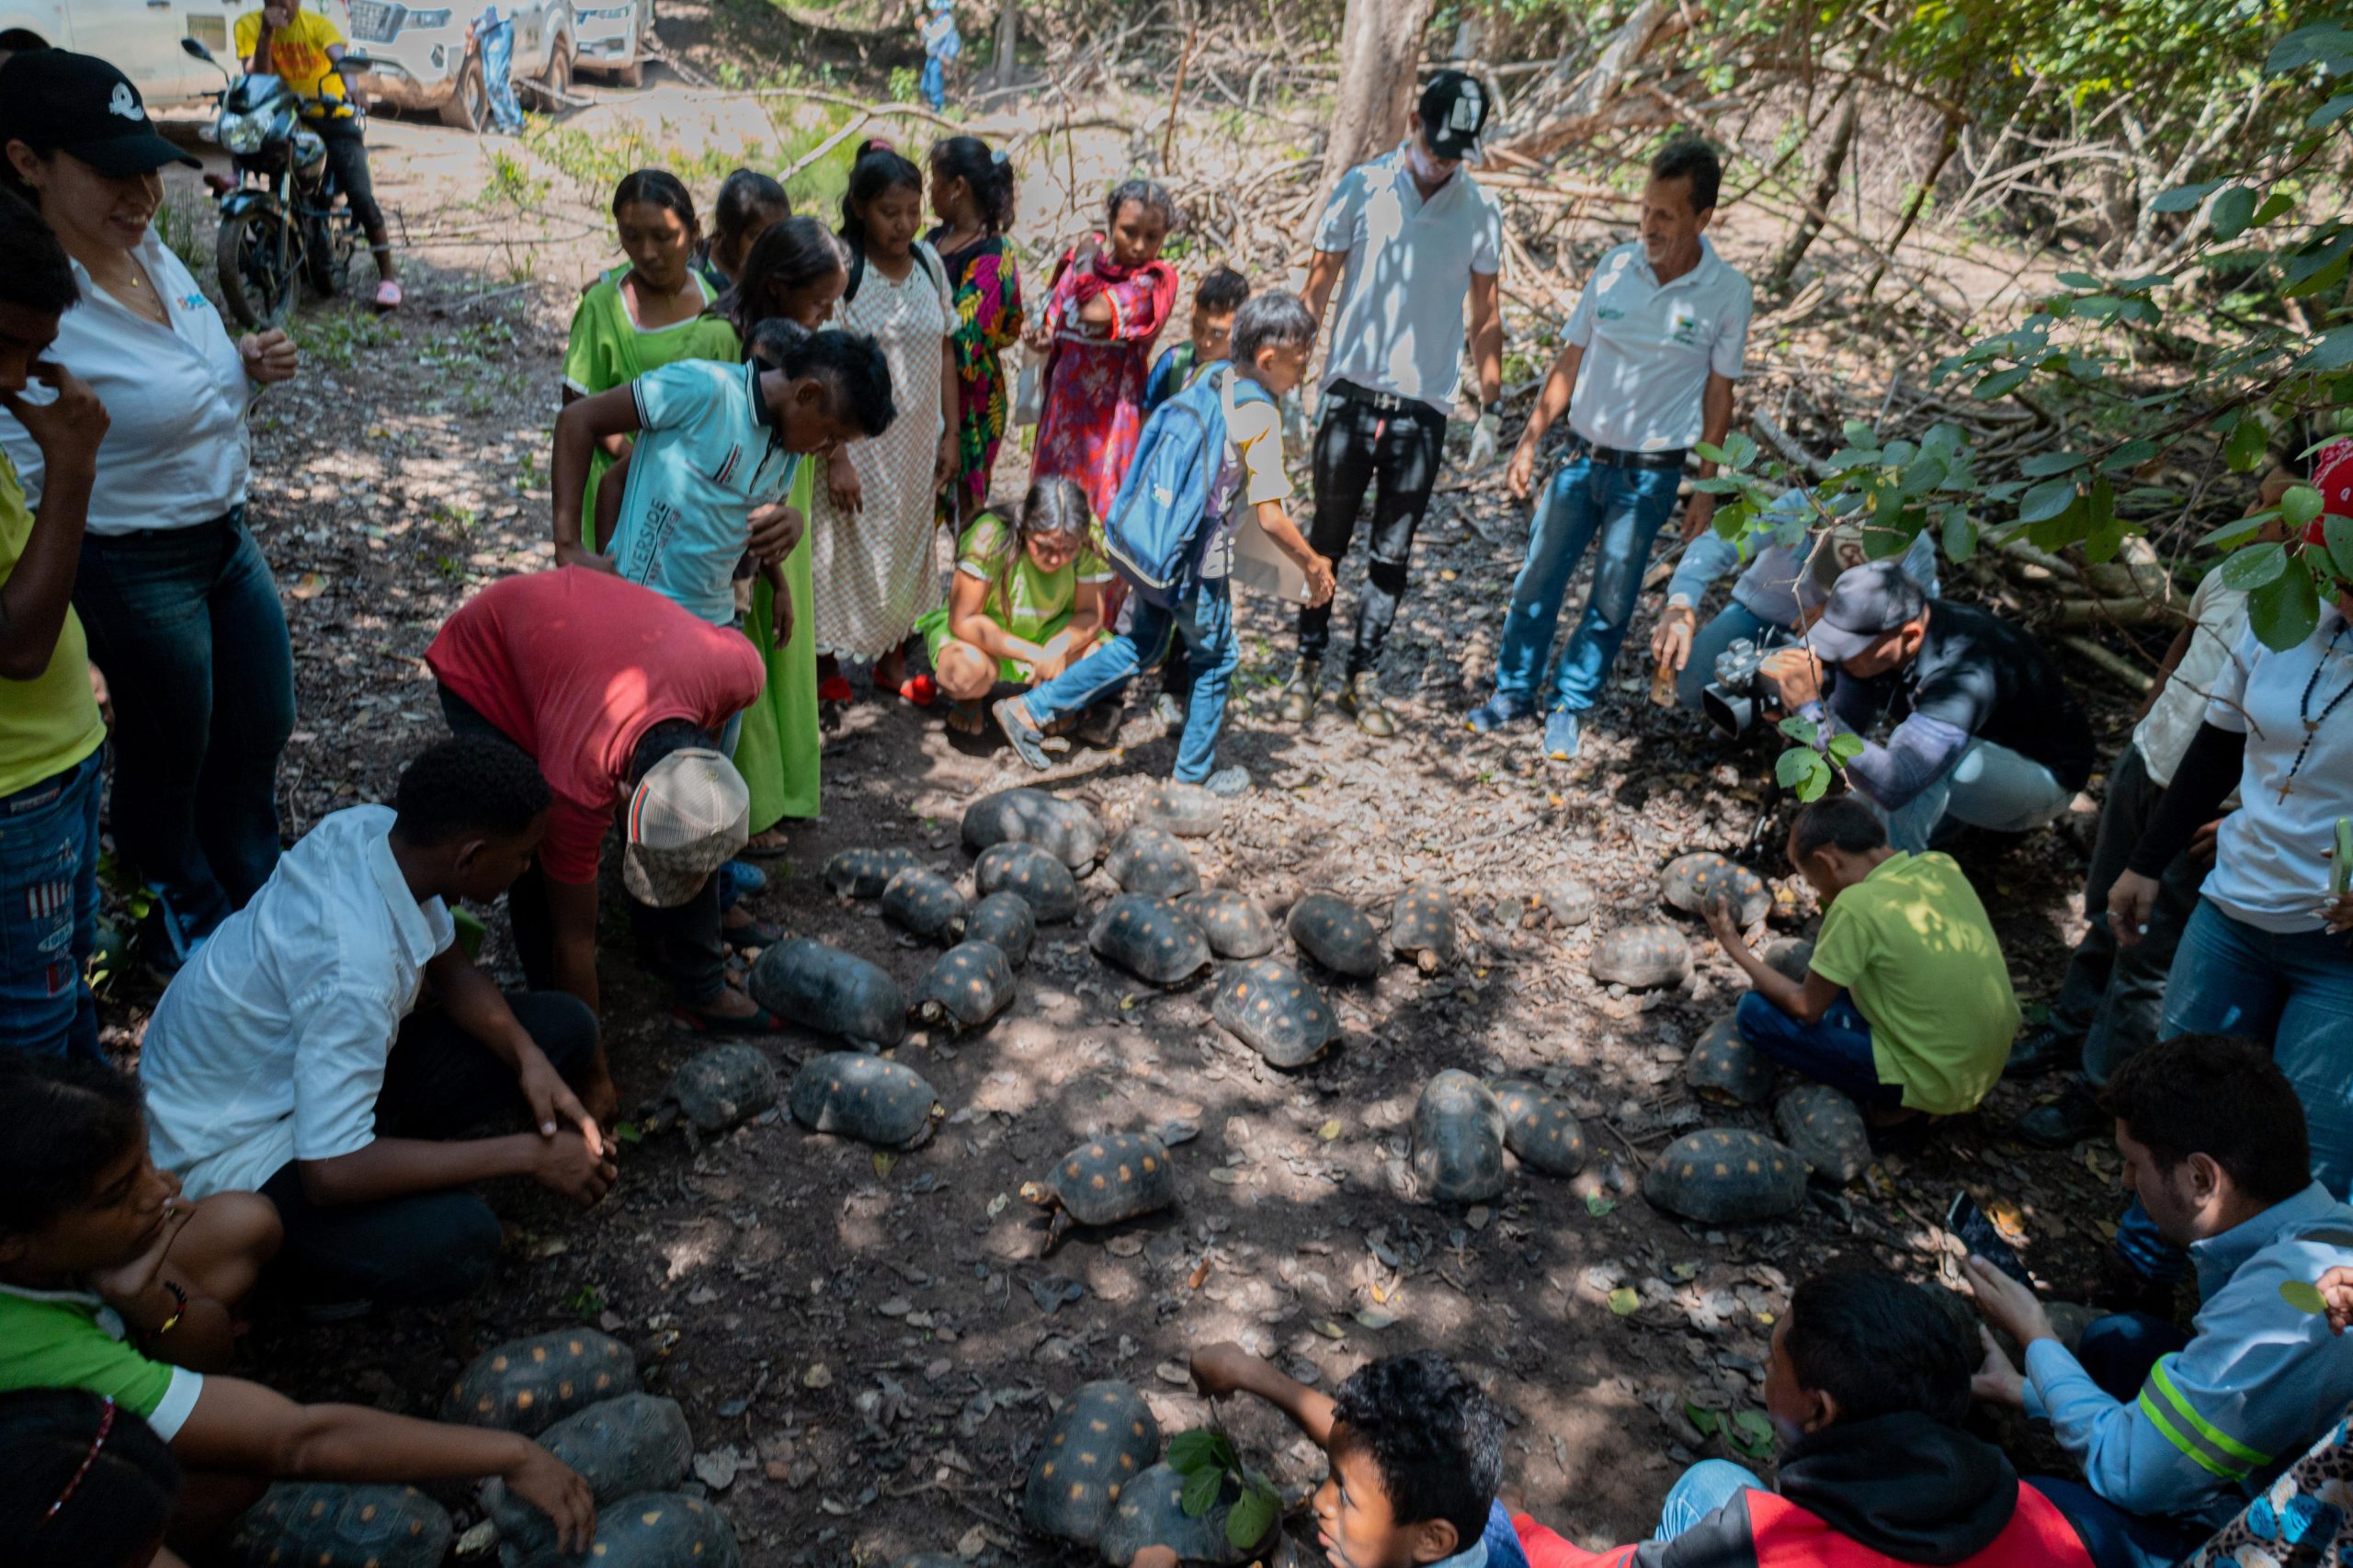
[1203,765,1252,798]
[1279,660,1321,724]
[1337,671,1395,737]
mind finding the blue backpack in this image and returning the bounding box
[1103,364,1272,607]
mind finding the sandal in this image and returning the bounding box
[740,826,794,858]
[946,698,987,736]
[898,672,938,708]
[670,997,790,1035]
[991,695,1051,771]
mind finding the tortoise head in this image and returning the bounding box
[1018,1179,1058,1210]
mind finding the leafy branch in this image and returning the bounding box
[1166,1428,1283,1551]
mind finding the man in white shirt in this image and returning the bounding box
[140,737,616,1314]
[1286,71,1506,737]
[1467,138,1753,763]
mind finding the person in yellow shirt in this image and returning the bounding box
[1707,793,2020,1131]
[234,2,401,307]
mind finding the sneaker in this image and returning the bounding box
[2014,1081,2104,1149]
[1542,708,1582,761]
[1464,692,1535,734]
[720,858,767,904]
[1279,660,1321,724]
[1151,691,1187,733]
[2004,1021,2081,1080]
[1202,765,1252,798]
[1337,671,1395,738]
[991,696,1051,771]
[373,278,404,310]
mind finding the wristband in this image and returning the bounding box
[153,1280,188,1337]
[1483,399,1504,418]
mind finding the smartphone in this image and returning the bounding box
[1948,1191,2033,1287]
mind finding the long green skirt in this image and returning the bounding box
[733,461,821,833]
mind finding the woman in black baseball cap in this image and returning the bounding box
[0,49,303,971]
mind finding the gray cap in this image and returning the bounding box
[1805,560,1927,664]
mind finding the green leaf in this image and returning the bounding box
[2283,486,2325,531]
[2254,192,2297,227]
[1942,509,1978,563]
[2027,494,2086,551]
[2018,450,2090,478]
[1972,366,2031,400]
[1826,733,1865,764]
[2283,1278,2330,1314]
[1608,1287,1642,1316]
[2325,515,2353,583]
[2097,438,2159,472]
[2300,326,2353,374]
[1731,1410,1776,1456]
[2055,271,2100,290]
[1225,1482,1279,1550]
[2250,559,2322,652]
[2210,186,2258,243]
[2148,178,2226,214]
[2267,21,2353,75]
[1584,1191,1616,1217]
[2220,541,2289,592]
[1898,456,1948,497]
[2310,94,2353,130]
[1685,1403,1722,1437]
[1720,430,1760,472]
[612,1121,643,1144]
[2083,477,2121,565]
[1180,1462,1224,1519]
[1166,1429,1226,1476]
[2225,417,2271,473]
[2198,511,2272,551]
[1693,441,1727,465]
[1777,716,1820,746]
[1776,748,1833,801]
[2018,479,2078,524]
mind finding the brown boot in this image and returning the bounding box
[1337,671,1395,737]
[1279,659,1321,724]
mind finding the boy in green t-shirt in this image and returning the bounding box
[1706,794,2018,1125]
[919,475,1112,733]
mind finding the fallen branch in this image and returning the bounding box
[2059,635,2154,696]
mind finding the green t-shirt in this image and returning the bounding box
[0,451,105,799]
[0,1284,204,1439]
[952,511,1110,645]
[1807,850,2020,1115]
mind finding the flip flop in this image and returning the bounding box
[669,998,790,1035]
[740,827,794,859]
[946,698,987,735]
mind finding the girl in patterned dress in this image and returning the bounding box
[1029,179,1179,521]
[811,142,960,709]
[926,135,1023,528]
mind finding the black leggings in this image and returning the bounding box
[315,117,385,240]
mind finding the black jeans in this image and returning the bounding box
[258,991,599,1308]
[438,686,728,1004]
[314,116,385,240]
[1299,390,1448,676]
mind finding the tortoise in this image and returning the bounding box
[1020,1380,1162,1544]
[1133,780,1223,839]
[974,841,1081,924]
[1088,895,1212,986]
[1761,937,1815,983]
[579,1493,741,1568]
[902,1559,967,1568]
[881,866,970,942]
[660,1043,779,1135]
[962,786,1104,869]
[224,1483,452,1568]
[442,1329,640,1435]
[1539,875,1597,928]
[1022,1132,1177,1249]
[961,891,1037,968]
[1489,1078,1589,1176]
[1686,1012,1777,1106]
[1178,890,1279,959]
[1211,958,1337,1069]
[1660,851,1771,926]
[1390,882,1459,973]
[788,1051,940,1149]
[483,1394,691,1568]
[1411,1070,1507,1204]
[1105,825,1202,898]
[1777,1084,1871,1185]
[1589,924,1694,989]
[1642,1128,1808,1223]
[1097,1460,1270,1566]
[911,940,1016,1031]
[1288,893,1381,979]
[747,937,908,1051]
[824,846,920,899]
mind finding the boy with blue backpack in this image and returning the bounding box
[993,290,1333,797]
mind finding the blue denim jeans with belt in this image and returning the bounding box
[1491,455,1684,713]
[0,748,105,1061]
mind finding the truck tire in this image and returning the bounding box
[438,55,487,131]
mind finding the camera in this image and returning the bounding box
[1702,629,1796,738]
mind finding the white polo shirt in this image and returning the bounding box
[142,805,457,1199]
[2200,608,2353,934]
[1563,237,1752,453]
[1313,145,1503,416]
[2132,572,2249,786]
[0,227,255,535]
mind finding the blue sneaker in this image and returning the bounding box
[721,859,767,905]
[1464,692,1535,733]
[1543,708,1582,761]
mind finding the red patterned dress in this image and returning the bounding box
[934,232,1024,523]
[1031,242,1177,520]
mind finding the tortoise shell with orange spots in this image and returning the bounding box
[1412,1069,1506,1204]
[961,891,1036,967]
[824,845,920,898]
[1287,893,1381,979]
[787,1051,940,1148]
[1105,825,1201,898]
[1097,1460,1269,1565]
[1589,923,1694,989]
[881,865,970,942]
[1661,851,1771,926]
[1020,1379,1163,1544]
[963,785,1104,869]
[1023,1132,1177,1228]
[747,937,907,1051]
[1686,1011,1777,1107]
[912,939,1016,1030]
[441,1329,640,1435]
[224,1482,453,1568]
[1643,1128,1807,1223]
[1134,779,1223,839]
[1088,895,1212,986]
[582,1490,742,1565]
[483,1394,692,1565]
[1178,889,1278,959]
[975,840,1080,923]
[1490,1078,1589,1176]
[1776,1083,1870,1185]
[1389,881,1458,974]
[1211,958,1336,1068]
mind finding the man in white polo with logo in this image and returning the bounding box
[1467,136,1753,762]
[1284,69,1506,738]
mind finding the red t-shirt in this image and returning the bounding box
[424,568,765,885]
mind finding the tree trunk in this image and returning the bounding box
[1495,0,1677,165]
[1766,89,1859,295]
[994,0,1017,90]
[1861,104,1967,299]
[1311,0,1438,222]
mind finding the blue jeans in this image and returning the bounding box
[1655,1459,1759,1540]
[1483,1498,1531,1568]
[0,749,105,1061]
[481,21,526,131]
[1026,578,1236,785]
[1735,990,1906,1109]
[2163,897,2353,1199]
[1877,737,2074,853]
[1678,599,1776,710]
[920,54,947,110]
[1492,457,1684,712]
[74,514,295,946]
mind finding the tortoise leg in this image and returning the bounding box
[1038,1210,1072,1257]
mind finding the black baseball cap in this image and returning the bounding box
[1418,70,1491,161]
[0,51,201,177]
[1806,561,1928,664]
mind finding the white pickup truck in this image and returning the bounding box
[0,1,252,104]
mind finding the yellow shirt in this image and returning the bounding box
[0,452,106,800]
[233,8,353,118]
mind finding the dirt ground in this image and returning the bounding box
[118,27,2151,1566]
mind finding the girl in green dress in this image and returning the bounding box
[561,170,742,547]
[918,476,1110,735]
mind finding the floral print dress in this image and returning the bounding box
[1030,242,1176,521]
[932,232,1023,522]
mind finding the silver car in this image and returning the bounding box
[340,0,574,130]
[570,0,651,87]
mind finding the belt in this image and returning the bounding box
[90,504,246,546]
[1325,380,1446,423]
[1563,436,1687,471]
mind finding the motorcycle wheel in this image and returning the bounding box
[215,206,297,330]
[304,214,353,298]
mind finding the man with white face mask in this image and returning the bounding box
[1288,71,1506,738]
